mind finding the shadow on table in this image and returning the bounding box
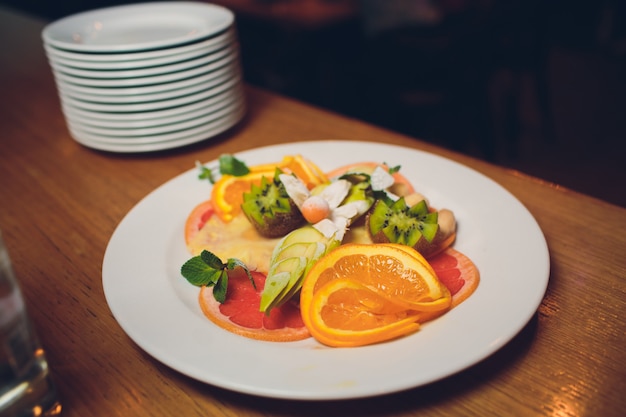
[158,313,540,415]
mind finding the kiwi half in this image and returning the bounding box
[241,170,304,238]
[366,197,439,249]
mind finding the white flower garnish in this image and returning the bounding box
[370,166,395,191]
[279,174,369,241]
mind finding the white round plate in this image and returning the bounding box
[67,97,244,141]
[50,45,234,79]
[62,90,242,129]
[42,2,234,53]
[102,141,550,399]
[59,74,241,113]
[56,68,238,104]
[43,29,235,69]
[51,50,238,88]
[70,104,245,153]
[54,61,238,98]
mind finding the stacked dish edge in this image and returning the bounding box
[41,2,245,153]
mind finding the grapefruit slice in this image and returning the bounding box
[198,267,310,342]
[184,199,214,246]
[429,247,480,308]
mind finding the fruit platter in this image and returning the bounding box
[181,153,480,347]
[102,141,549,399]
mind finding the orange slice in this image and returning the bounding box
[282,154,328,189]
[210,170,275,222]
[306,279,422,347]
[300,243,451,347]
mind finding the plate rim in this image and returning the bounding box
[49,44,235,79]
[54,60,239,98]
[60,85,241,123]
[70,104,245,153]
[58,73,241,113]
[43,27,236,66]
[56,68,239,105]
[51,50,238,88]
[42,2,234,53]
[68,97,245,143]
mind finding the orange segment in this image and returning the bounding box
[210,170,275,222]
[303,243,451,311]
[281,155,328,189]
[300,243,452,347]
[307,279,422,347]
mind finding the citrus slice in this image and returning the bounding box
[302,243,451,311]
[282,154,328,189]
[210,170,276,222]
[199,267,310,342]
[306,279,422,347]
[401,247,480,323]
[184,199,215,245]
[429,248,480,308]
[300,243,451,347]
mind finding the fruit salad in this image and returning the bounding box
[181,154,479,347]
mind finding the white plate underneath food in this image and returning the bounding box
[102,141,549,399]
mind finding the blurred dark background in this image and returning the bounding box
[2,0,625,207]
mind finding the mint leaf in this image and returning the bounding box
[198,166,215,183]
[196,161,216,184]
[213,271,228,303]
[201,250,226,270]
[385,164,401,174]
[219,154,250,176]
[181,250,255,303]
[195,154,250,184]
[227,258,256,289]
[181,256,223,286]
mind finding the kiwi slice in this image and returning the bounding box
[367,198,439,247]
[241,170,304,238]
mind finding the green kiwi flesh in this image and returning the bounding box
[367,198,439,248]
[241,171,304,238]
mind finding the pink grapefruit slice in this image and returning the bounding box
[199,267,310,342]
[429,247,480,308]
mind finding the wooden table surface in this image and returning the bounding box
[1,6,625,417]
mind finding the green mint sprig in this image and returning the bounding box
[181,250,255,303]
[196,162,216,183]
[219,154,250,176]
[196,154,251,184]
[385,164,401,174]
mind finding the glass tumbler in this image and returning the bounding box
[0,233,62,416]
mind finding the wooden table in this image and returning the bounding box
[1,6,625,417]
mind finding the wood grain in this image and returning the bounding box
[0,6,624,417]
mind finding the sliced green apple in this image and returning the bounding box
[259,256,307,313]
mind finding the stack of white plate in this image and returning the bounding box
[42,2,245,153]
